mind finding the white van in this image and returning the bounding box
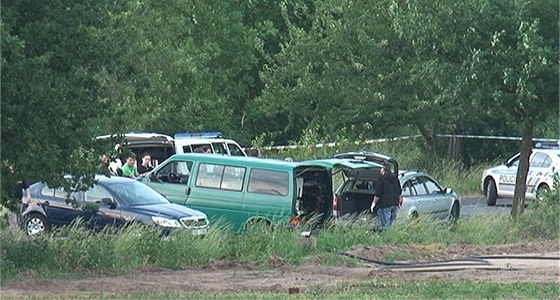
[96,132,247,167]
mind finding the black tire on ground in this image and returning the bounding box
[450,201,460,222]
[485,179,497,206]
[243,218,272,233]
[536,184,550,201]
[23,213,49,235]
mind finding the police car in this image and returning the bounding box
[96,132,247,168]
[481,142,560,206]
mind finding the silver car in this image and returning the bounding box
[333,152,461,222]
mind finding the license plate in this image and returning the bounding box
[191,228,207,235]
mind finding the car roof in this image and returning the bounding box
[167,154,381,172]
[96,133,174,142]
[533,148,560,155]
[173,137,241,145]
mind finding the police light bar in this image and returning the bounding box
[174,132,223,139]
[535,141,560,149]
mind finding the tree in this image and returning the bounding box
[1,0,117,207]
[465,0,559,218]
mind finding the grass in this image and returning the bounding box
[2,195,557,282]
[7,280,559,299]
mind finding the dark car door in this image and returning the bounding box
[83,184,125,230]
[39,185,83,226]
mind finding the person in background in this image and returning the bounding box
[109,159,123,176]
[370,164,402,231]
[137,153,153,175]
[8,166,30,228]
[202,146,212,154]
[193,147,205,153]
[121,153,139,178]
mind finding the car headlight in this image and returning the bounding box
[151,216,182,228]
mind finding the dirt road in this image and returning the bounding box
[2,240,558,298]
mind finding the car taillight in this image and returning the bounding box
[332,195,339,220]
[290,215,301,227]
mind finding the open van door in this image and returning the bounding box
[96,133,175,167]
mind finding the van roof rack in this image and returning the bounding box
[174,132,223,139]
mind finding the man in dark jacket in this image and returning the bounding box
[370,164,402,231]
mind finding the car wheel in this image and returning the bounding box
[485,179,497,206]
[450,201,460,222]
[244,218,272,233]
[536,184,550,201]
[23,213,49,235]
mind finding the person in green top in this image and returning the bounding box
[121,153,139,178]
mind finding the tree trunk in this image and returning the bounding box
[511,124,533,219]
[447,130,462,161]
[416,122,437,155]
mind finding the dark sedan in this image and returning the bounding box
[21,175,209,235]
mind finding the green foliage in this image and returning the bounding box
[1,203,556,282]
[517,177,560,239]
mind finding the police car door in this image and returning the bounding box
[526,152,548,198]
[498,154,520,198]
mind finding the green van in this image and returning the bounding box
[141,153,376,232]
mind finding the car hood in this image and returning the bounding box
[127,203,206,219]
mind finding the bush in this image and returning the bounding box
[516,177,560,240]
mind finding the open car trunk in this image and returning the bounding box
[336,177,381,218]
[294,159,382,228]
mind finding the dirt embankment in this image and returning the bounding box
[2,240,559,298]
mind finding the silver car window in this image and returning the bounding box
[411,177,428,196]
[402,181,414,196]
[422,176,442,194]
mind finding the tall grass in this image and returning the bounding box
[3,182,557,283]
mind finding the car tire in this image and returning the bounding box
[450,201,460,222]
[536,184,550,201]
[485,179,497,206]
[244,218,272,233]
[23,213,49,235]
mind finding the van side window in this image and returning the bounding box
[227,143,245,156]
[248,169,289,196]
[156,161,192,184]
[212,143,226,154]
[195,164,245,191]
[221,166,245,191]
[196,164,224,189]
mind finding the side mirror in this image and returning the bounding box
[444,187,453,194]
[101,197,117,209]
